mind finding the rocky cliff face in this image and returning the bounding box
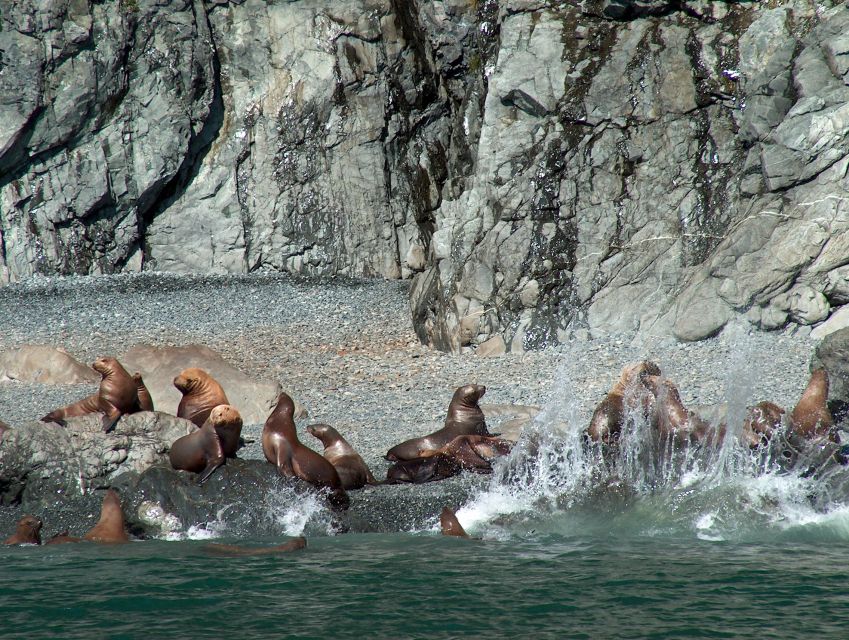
[2,0,849,352]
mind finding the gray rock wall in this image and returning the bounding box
[3,0,849,352]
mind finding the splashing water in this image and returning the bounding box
[460,340,849,543]
[262,484,338,536]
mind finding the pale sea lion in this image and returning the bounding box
[83,489,129,543]
[386,384,490,461]
[41,356,139,432]
[4,515,42,545]
[204,536,307,556]
[262,393,349,510]
[132,372,154,412]
[789,368,834,439]
[169,405,242,484]
[586,361,660,444]
[440,507,469,538]
[174,368,229,427]
[306,423,377,490]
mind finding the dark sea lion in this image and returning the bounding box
[41,356,139,432]
[789,368,834,439]
[385,454,461,484]
[741,401,785,447]
[306,423,377,490]
[174,367,230,427]
[45,530,81,545]
[421,434,513,471]
[132,372,154,412]
[262,393,349,510]
[203,536,307,556]
[83,489,129,543]
[586,361,661,444]
[440,507,469,538]
[169,405,242,484]
[386,384,490,461]
[4,515,42,545]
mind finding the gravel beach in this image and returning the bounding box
[0,272,819,479]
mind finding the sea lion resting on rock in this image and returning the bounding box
[262,393,349,510]
[4,515,42,545]
[386,384,490,461]
[41,356,139,432]
[306,423,377,490]
[174,367,229,428]
[586,361,661,444]
[204,536,307,556]
[169,405,243,484]
[386,434,512,484]
[642,375,715,446]
[132,373,154,412]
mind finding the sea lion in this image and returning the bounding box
[169,405,242,484]
[385,384,490,461]
[742,401,785,447]
[385,454,461,484]
[586,361,661,444]
[174,367,230,427]
[789,368,834,439]
[45,530,81,545]
[440,507,469,538]
[203,536,307,555]
[306,423,377,490]
[4,515,42,545]
[643,375,713,445]
[262,393,349,510]
[132,372,154,412]
[83,489,129,543]
[41,356,139,432]
[421,434,513,472]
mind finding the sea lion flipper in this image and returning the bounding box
[101,404,122,433]
[197,456,225,485]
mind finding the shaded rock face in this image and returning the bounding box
[4,1,849,351]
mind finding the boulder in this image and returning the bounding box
[0,345,99,384]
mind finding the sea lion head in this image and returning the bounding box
[92,356,119,376]
[306,423,337,442]
[453,384,486,407]
[743,401,785,447]
[15,515,42,541]
[208,404,242,428]
[272,392,296,417]
[173,368,207,393]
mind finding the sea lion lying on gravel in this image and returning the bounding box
[41,356,140,432]
[174,367,229,428]
[386,434,512,484]
[386,384,491,461]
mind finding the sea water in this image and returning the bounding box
[4,356,849,638]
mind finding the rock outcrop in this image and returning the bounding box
[3,1,849,351]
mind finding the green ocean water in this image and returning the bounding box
[2,527,849,639]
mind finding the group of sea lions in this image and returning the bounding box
[584,360,838,457]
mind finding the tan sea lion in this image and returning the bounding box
[45,530,81,545]
[83,489,129,543]
[169,405,242,483]
[174,368,229,427]
[643,375,714,445]
[788,368,834,439]
[306,423,377,490]
[41,357,139,432]
[203,536,307,555]
[386,384,490,461]
[132,372,154,412]
[4,515,42,545]
[440,507,469,538]
[586,361,661,444]
[262,393,349,510]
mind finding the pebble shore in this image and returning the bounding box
[0,272,819,477]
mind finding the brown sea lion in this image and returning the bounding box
[440,507,469,538]
[421,434,513,472]
[4,515,42,545]
[210,404,243,458]
[789,368,834,440]
[643,375,713,445]
[262,393,349,510]
[586,361,661,444]
[306,423,377,490]
[174,367,230,427]
[83,489,129,543]
[168,404,230,484]
[741,401,785,447]
[203,536,307,556]
[41,356,139,432]
[386,384,490,461]
[45,530,81,545]
[132,372,154,412]
[385,454,462,484]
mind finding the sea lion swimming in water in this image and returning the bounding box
[204,536,307,556]
[4,515,42,545]
[83,489,129,543]
[586,361,660,444]
[306,423,377,490]
[41,357,139,432]
[169,405,243,483]
[386,384,490,462]
[174,368,229,428]
[788,368,834,440]
[262,393,349,510]
[440,507,470,538]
